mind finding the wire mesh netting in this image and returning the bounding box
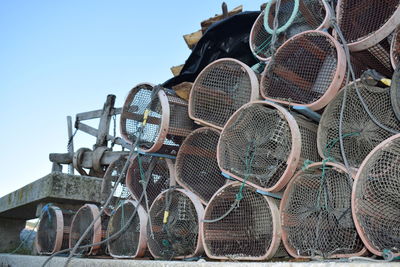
[260,30,345,110]
[202,182,287,260]
[391,68,400,121]
[101,156,131,216]
[126,155,174,209]
[281,162,365,258]
[391,27,400,70]
[317,80,400,169]
[107,200,148,258]
[36,206,75,254]
[175,127,227,204]
[337,0,400,48]
[353,134,400,257]
[218,101,320,192]
[147,188,204,259]
[189,58,259,130]
[69,204,108,255]
[250,0,329,61]
[120,83,193,155]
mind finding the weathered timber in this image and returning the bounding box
[172,82,193,101]
[170,64,184,77]
[76,107,121,121]
[183,30,203,50]
[200,5,242,33]
[49,151,129,168]
[96,94,116,148]
[67,115,74,174]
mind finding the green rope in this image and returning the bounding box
[323,132,360,159]
[236,143,256,201]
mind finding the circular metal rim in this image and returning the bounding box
[352,133,400,257]
[188,58,260,130]
[391,68,400,122]
[260,30,346,111]
[201,181,282,261]
[175,127,226,205]
[280,162,368,258]
[69,204,102,255]
[217,100,302,193]
[35,206,64,255]
[336,0,400,51]
[147,188,205,259]
[390,27,400,70]
[120,83,170,153]
[107,200,148,259]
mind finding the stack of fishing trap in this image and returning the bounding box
[41,1,400,263]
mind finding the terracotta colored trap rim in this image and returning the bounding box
[352,133,400,257]
[201,181,282,261]
[35,206,64,255]
[280,161,367,259]
[217,100,302,193]
[260,30,346,111]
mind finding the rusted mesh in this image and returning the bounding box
[107,200,147,258]
[189,58,258,129]
[203,182,286,260]
[317,80,400,168]
[101,156,130,216]
[147,189,203,259]
[261,31,344,110]
[351,40,394,78]
[126,155,173,209]
[250,0,328,61]
[218,102,320,192]
[175,127,227,204]
[69,205,108,255]
[337,0,400,45]
[281,163,365,258]
[36,206,74,254]
[391,27,400,69]
[353,135,400,256]
[121,83,193,155]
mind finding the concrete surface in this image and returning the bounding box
[1,254,400,267]
[0,219,25,253]
[0,172,102,220]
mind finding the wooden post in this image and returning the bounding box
[67,116,74,174]
[95,95,116,148]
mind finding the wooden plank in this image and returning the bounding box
[96,95,116,147]
[201,5,242,33]
[170,64,184,77]
[172,82,193,101]
[67,116,74,174]
[183,30,202,50]
[76,107,122,121]
[49,151,129,168]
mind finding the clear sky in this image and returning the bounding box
[0,1,263,197]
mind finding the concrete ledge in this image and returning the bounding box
[0,172,102,220]
[1,254,400,267]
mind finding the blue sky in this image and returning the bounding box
[0,1,263,197]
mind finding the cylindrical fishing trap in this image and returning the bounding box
[317,80,400,169]
[120,83,193,155]
[175,127,227,204]
[280,162,366,258]
[36,205,75,254]
[202,182,287,261]
[336,0,400,77]
[188,58,259,130]
[218,101,321,192]
[107,200,148,258]
[126,154,175,208]
[101,155,130,216]
[249,0,331,61]
[147,188,204,259]
[260,30,346,110]
[69,204,109,255]
[352,134,400,257]
[391,27,400,70]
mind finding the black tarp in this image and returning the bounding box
[163,11,260,88]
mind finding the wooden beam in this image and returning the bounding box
[170,64,184,77]
[96,95,116,148]
[49,151,129,168]
[183,30,203,50]
[172,82,193,101]
[76,107,121,121]
[200,5,242,33]
[67,116,74,174]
